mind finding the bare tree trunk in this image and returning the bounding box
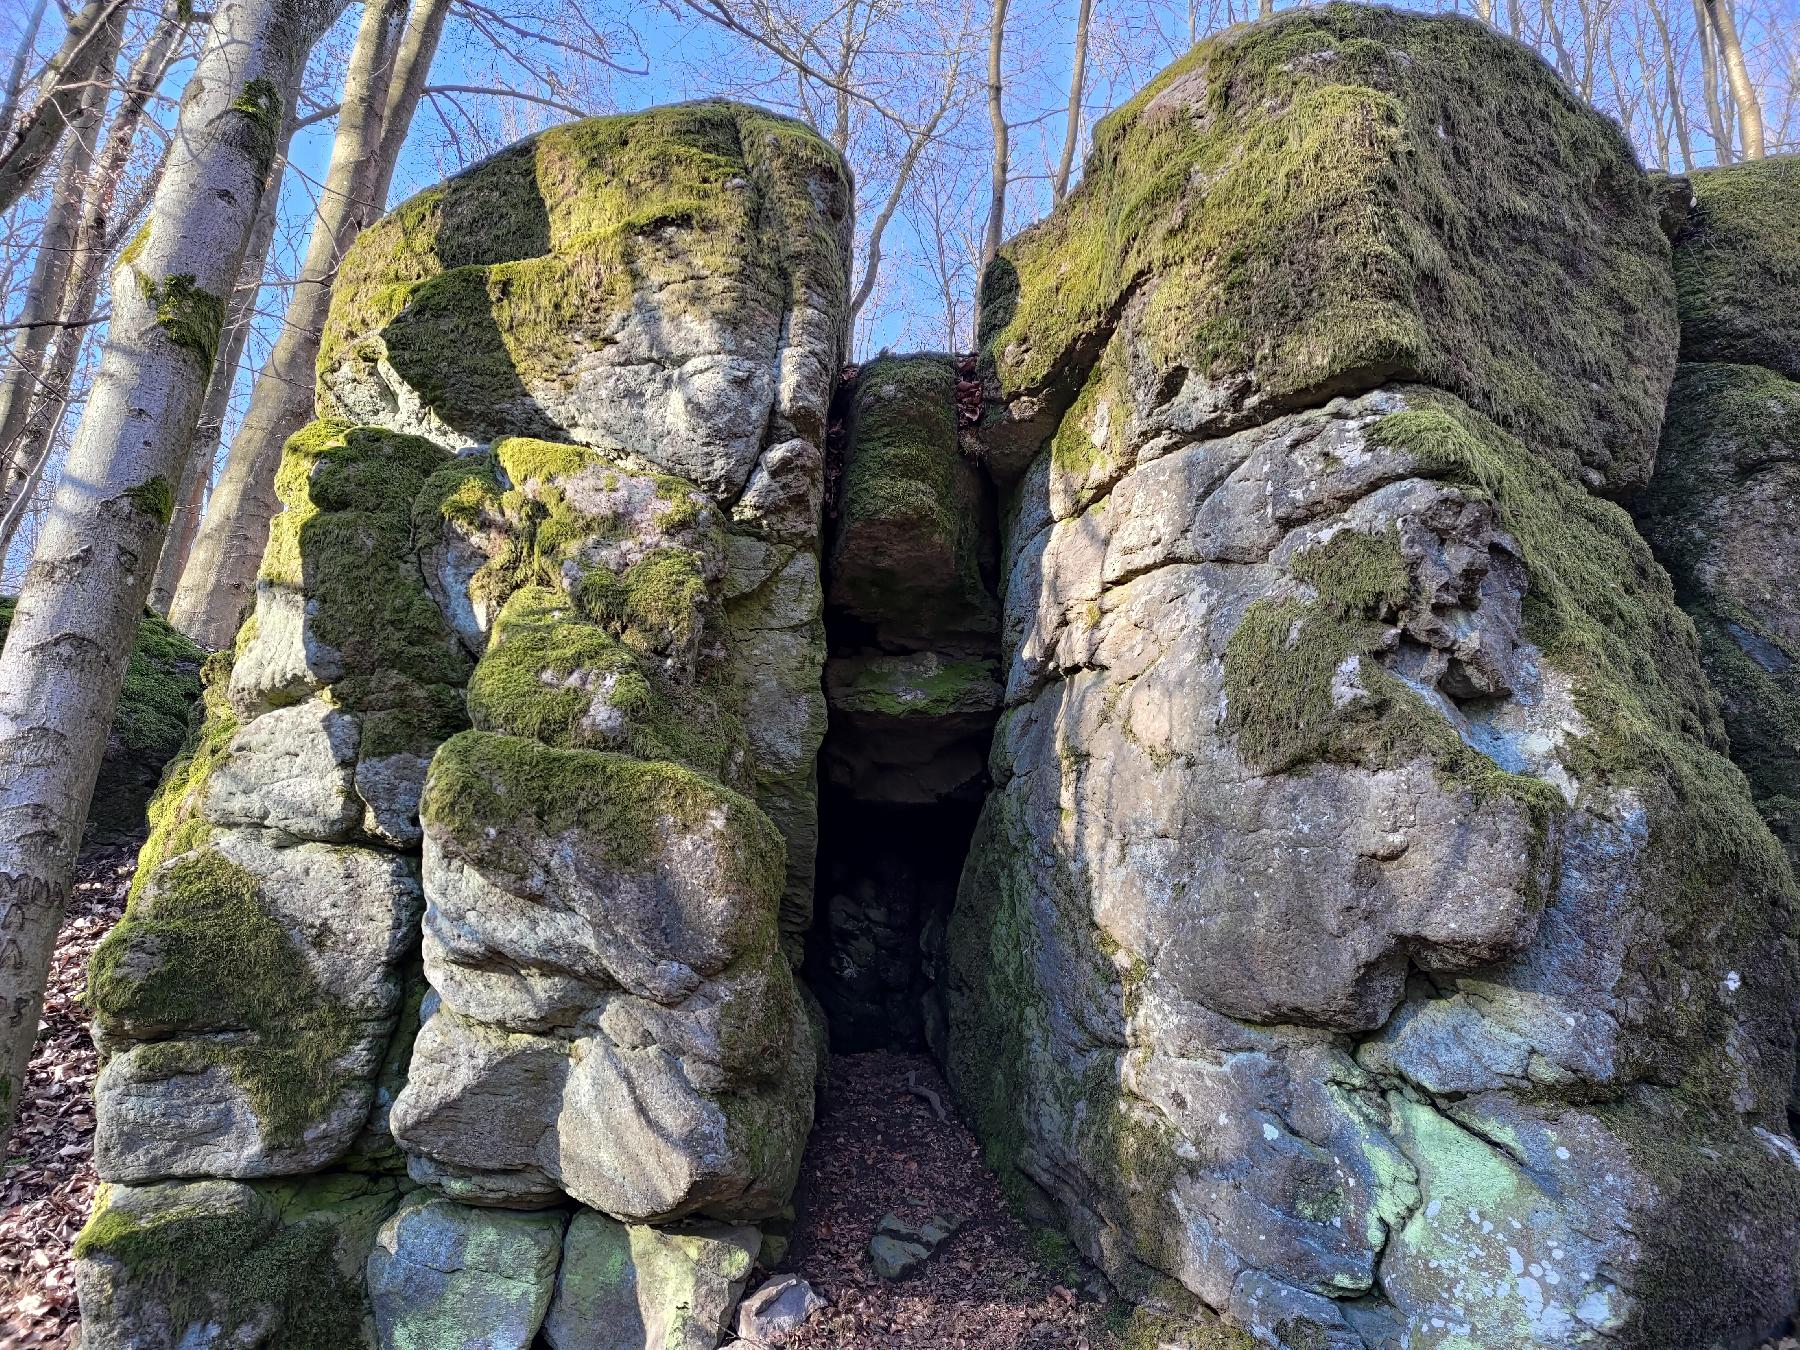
[1694,0,1733,161]
[1259,0,1273,17]
[0,0,347,1149]
[1052,0,1093,205]
[981,0,1009,269]
[0,2,182,541]
[1650,0,1696,171]
[0,0,131,216]
[0,0,51,149]
[170,0,448,648]
[0,12,124,499]
[149,102,297,613]
[1706,0,1765,158]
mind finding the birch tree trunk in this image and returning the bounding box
[980,0,1009,269]
[0,2,182,545]
[0,13,125,493]
[1694,0,1734,161]
[1705,0,1765,159]
[0,0,131,215]
[0,0,51,150]
[149,109,296,613]
[0,0,348,1148]
[169,0,448,648]
[1051,0,1093,205]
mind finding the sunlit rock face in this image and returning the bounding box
[944,7,1800,1348]
[71,22,1800,1350]
[77,101,851,1350]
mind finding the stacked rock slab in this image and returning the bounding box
[815,355,1003,1047]
[76,101,851,1348]
[1635,157,1800,870]
[947,8,1800,1349]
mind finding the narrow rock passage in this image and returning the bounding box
[772,1051,1110,1349]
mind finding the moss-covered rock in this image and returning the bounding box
[540,1211,760,1350]
[1669,154,1800,380]
[318,102,852,503]
[978,3,1676,492]
[392,730,813,1222]
[830,355,997,646]
[73,1174,401,1350]
[365,1193,565,1350]
[0,599,204,839]
[949,12,1798,1345]
[1637,361,1800,861]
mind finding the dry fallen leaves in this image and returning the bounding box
[0,840,133,1350]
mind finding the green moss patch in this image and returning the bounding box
[981,3,1673,489]
[1637,361,1800,855]
[423,729,784,903]
[1673,156,1800,380]
[833,354,997,637]
[74,1178,390,1350]
[89,850,362,1148]
[467,585,746,779]
[134,272,224,372]
[262,420,471,720]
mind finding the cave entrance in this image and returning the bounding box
[806,783,985,1052]
[807,354,1004,1053]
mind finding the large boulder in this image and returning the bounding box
[977,5,1675,494]
[947,8,1800,1349]
[85,422,465,1183]
[318,102,851,505]
[1637,157,1800,863]
[80,100,849,1350]
[72,1174,401,1349]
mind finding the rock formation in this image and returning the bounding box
[946,8,1800,1349]
[76,101,851,1347]
[1635,157,1800,868]
[73,12,1800,1350]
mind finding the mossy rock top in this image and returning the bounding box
[1672,154,1800,381]
[317,101,853,458]
[831,353,999,648]
[979,2,1674,492]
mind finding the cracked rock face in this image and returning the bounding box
[945,9,1800,1349]
[80,101,849,1350]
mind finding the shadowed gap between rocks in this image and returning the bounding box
[810,354,1004,1055]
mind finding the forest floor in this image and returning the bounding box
[773,1049,1118,1348]
[0,839,131,1349]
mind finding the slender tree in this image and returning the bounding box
[1052,0,1094,205]
[0,0,349,1148]
[0,1,185,548]
[169,0,450,648]
[1704,0,1765,157]
[981,0,1009,268]
[149,104,299,612]
[0,0,132,215]
[0,0,51,149]
[0,13,126,494]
